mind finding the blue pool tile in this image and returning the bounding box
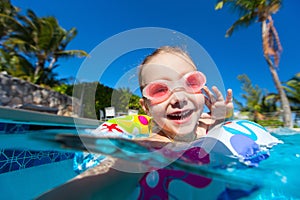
[0,151,8,160]
[25,151,32,157]
[0,162,10,173]
[10,161,21,171]
[0,149,75,174]
[2,149,14,158]
[0,123,5,133]
[15,150,26,159]
[6,124,29,134]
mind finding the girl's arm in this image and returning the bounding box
[37,158,144,200]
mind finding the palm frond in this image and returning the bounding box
[225,12,257,37]
[55,50,89,58]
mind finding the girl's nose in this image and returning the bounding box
[169,91,188,108]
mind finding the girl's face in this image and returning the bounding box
[140,52,205,142]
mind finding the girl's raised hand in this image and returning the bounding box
[202,86,233,121]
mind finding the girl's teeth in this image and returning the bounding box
[167,110,192,120]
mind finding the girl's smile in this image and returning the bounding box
[166,109,194,123]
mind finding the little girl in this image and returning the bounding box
[138,46,233,142]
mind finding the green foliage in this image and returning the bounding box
[235,72,300,126]
[257,119,284,128]
[283,72,300,111]
[53,83,73,95]
[129,95,145,115]
[235,74,263,112]
[214,0,282,37]
[111,88,145,114]
[235,74,282,122]
[0,0,20,39]
[0,1,88,87]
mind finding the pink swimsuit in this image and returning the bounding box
[137,147,212,199]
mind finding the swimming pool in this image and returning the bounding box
[1,107,300,199]
[0,106,100,199]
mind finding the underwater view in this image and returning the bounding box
[1,116,299,199]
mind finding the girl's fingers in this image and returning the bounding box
[202,86,210,98]
[225,89,233,104]
[204,96,212,109]
[204,86,232,106]
[203,86,216,104]
[211,86,224,102]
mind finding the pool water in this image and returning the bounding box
[140,130,300,199]
[243,131,300,199]
[204,130,300,199]
[66,128,300,199]
[0,113,99,200]
[1,119,300,199]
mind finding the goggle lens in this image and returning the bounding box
[146,83,169,98]
[186,72,203,92]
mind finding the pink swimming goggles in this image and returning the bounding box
[142,71,206,105]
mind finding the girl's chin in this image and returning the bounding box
[170,118,197,130]
[171,127,197,142]
[159,118,198,141]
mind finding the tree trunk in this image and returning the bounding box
[267,63,292,127]
[262,21,292,128]
[48,56,57,70]
[34,64,42,82]
[34,57,44,78]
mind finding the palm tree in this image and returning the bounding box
[261,94,279,113]
[215,0,292,127]
[3,9,88,85]
[283,73,300,111]
[284,73,300,125]
[235,74,266,120]
[0,0,29,76]
[235,74,263,111]
[0,0,20,40]
[0,49,34,80]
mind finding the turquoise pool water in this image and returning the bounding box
[129,129,300,200]
[1,118,300,199]
[205,130,300,199]
[241,130,300,199]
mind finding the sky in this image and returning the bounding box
[11,0,300,103]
